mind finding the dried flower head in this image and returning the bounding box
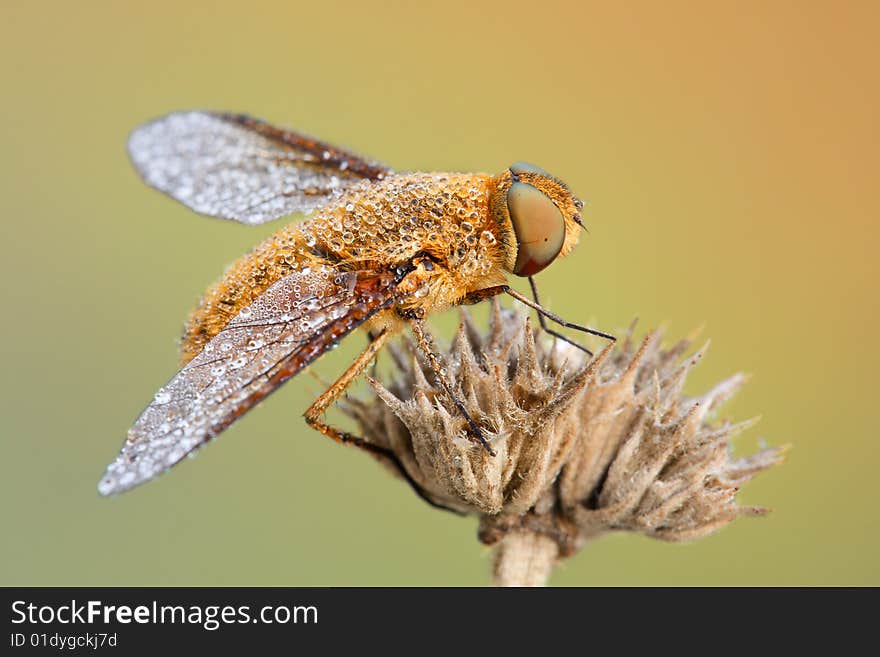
[341,301,783,585]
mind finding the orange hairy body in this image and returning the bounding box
[180,172,515,364]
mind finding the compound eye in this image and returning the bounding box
[507,182,566,277]
[510,161,553,178]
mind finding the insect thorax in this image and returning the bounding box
[179,172,511,363]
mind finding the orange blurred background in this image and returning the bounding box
[0,1,876,585]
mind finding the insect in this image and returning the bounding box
[97,111,615,497]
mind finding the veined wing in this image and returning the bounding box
[127,111,392,225]
[98,267,401,495]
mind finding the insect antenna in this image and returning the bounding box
[572,198,589,233]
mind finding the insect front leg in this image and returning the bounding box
[526,276,597,357]
[460,282,616,358]
[507,282,616,351]
[405,314,497,457]
[460,285,508,305]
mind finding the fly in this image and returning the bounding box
[97,111,614,496]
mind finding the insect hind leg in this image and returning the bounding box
[303,328,462,514]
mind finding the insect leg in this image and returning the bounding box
[303,328,460,514]
[460,285,508,305]
[407,316,497,457]
[304,328,391,447]
[461,284,616,356]
[527,276,596,356]
[505,285,617,351]
[366,329,379,377]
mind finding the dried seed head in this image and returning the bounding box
[341,301,783,584]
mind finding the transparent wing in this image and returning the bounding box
[127,111,393,225]
[98,267,400,495]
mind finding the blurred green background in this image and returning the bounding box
[2,1,877,586]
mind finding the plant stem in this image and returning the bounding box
[492,531,558,586]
